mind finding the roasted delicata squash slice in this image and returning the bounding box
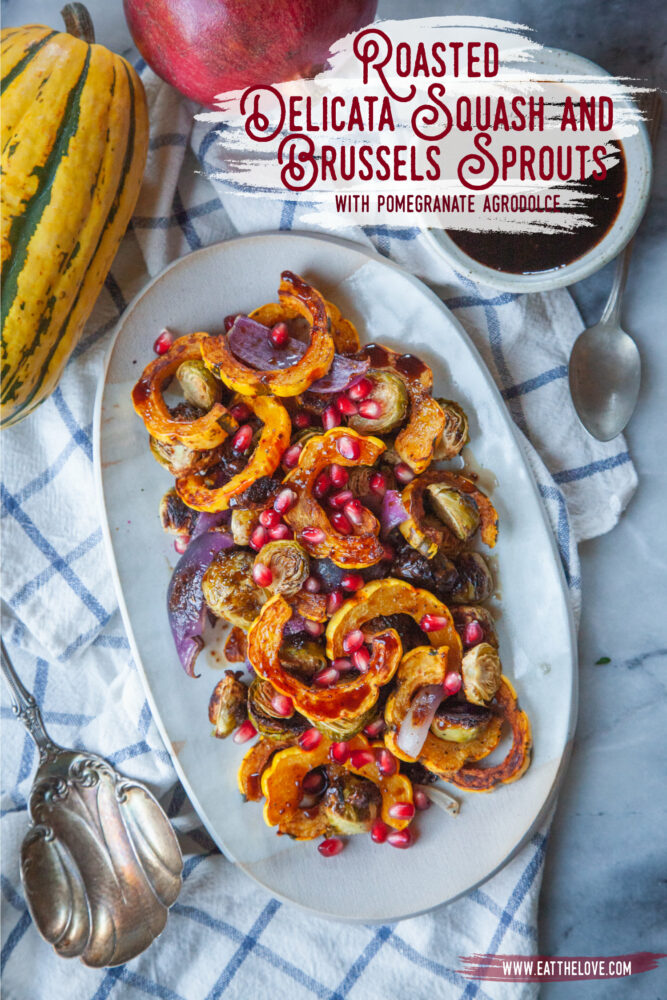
[284,428,386,569]
[326,578,462,671]
[384,646,451,762]
[201,271,335,397]
[355,343,446,474]
[430,702,494,743]
[399,471,498,558]
[447,677,532,791]
[132,332,231,448]
[176,394,291,511]
[418,712,503,779]
[250,292,360,355]
[238,737,297,801]
[247,595,402,726]
[259,734,412,838]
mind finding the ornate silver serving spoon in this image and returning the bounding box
[1,639,183,967]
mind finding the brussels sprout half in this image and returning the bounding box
[322,770,382,834]
[430,701,493,743]
[209,671,249,738]
[450,552,494,604]
[202,549,268,628]
[426,484,481,542]
[461,642,502,706]
[254,540,310,598]
[176,359,223,411]
[433,399,469,460]
[348,371,409,435]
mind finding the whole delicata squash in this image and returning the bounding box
[201,271,335,397]
[354,344,446,474]
[1,6,149,427]
[247,594,402,726]
[283,428,386,569]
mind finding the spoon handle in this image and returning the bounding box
[1,639,61,760]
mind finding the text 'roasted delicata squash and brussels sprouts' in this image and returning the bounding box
[133,271,532,857]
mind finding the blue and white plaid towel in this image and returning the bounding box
[1,69,637,1000]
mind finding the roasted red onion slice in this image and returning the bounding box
[228,316,368,393]
[282,613,308,636]
[191,511,230,539]
[396,685,447,759]
[380,489,409,537]
[167,530,234,677]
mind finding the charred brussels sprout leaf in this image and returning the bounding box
[176,359,223,411]
[202,549,267,628]
[433,399,469,460]
[348,371,409,434]
[426,484,481,542]
[322,770,382,834]
[159,487,199,536]
[209,671,248,738]
[461,642,502,705]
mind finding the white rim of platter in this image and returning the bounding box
[94,231,577,923]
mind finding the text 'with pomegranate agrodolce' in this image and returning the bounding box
[132,270,531,857]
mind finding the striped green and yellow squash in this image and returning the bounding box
[1,6,148,427]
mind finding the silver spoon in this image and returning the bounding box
[569,92,660,441]
[1,638,183,967]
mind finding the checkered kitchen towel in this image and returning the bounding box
[1,67,637,1000]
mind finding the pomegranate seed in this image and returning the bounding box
[223,314,239,332]
[330,512,352,535]
[252,562,273,587]
[349,749,375,769]
[318,837,344,858]
[313,666,339,686]
[174,535,189,555]
[388,801,415,821]
[347,377,372,402]
[299,728,322,751]
[394,462,415,484]
[343,500,364,526]
[330,741,350,764]
[271,694,294,717]
[269,523,293,541]
[303,575,321,593]
[331,656,353,672]
[336,395,358,416]
[293,411,311,428]
[329,489,354,509]
[249,525,269,551]
[341,572,364,592]
[326,590,344,616]
[464,621,484,646]
[343,629,365,653]
[274,488,297,515]
[302,769,326,794]
[370,819,389,843]
[270,322,289,348]
[304,620,324,637]
[153,328,173,354]
[358,400,382,419]
[364,719,385,739]
[352,647,371,672]
[376,748,397,776]
[414,789,431,811]
[329,463,348,488]
[420,614,450,633]
[387,829,413,849]
[233,720,257,744]
[229,402,251,422]
[259,508,280,529]
[337,435,361,461]
[444,671,462,695]
[370,471,386,494]
[381,543,395,561]
[302,526,325,545]
[323,405,341,430]
[313,472,332,499]
[282,443,302,468]
[232,424,253,453]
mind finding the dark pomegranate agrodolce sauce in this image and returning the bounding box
[446,144,627,275]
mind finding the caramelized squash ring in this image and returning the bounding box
[250,296,360,354]
[326,578,462,671]
[247,595,402,724]
[175,394,291,511]
[237,737,296,802]
[447,676,532,791]
[132,332,229,448]
[284,428,386,569]
[201,271,335,397]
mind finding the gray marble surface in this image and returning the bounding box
[2,0,666,994]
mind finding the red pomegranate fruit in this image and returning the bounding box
[123,0,378,108]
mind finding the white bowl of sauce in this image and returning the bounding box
[423,48,653,293]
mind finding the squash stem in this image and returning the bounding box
[60,3,95,44]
